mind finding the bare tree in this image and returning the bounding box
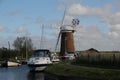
[13,36,33,59]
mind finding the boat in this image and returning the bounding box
[27,49,52,71]
[1,60,21,67]
[7,61,21,67]
[51,56,60,63]
[51,52,60,63]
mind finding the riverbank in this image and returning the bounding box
[45,63,120,80]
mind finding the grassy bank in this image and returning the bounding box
[45,63,120,80]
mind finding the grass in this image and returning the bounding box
[45,63,120,80]
[45,52,120,80]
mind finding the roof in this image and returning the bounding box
[86,48,99,53]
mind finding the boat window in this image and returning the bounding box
[32,50,49,57]
[44,51,49,57]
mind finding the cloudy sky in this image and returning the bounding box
[0,0,120,51]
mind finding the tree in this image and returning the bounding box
[13,36,33,59]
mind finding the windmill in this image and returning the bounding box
[55,10,79,56]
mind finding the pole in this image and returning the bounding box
[40,24,44,49]
[8,41,10,50]
[26,36,28,60]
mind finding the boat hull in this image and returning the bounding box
[1,61,21,67]
[7,61,21,67]
[28,64,51,71]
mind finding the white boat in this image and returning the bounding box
[51,52,60,63]
[7,61,21,67]
[1,61,21,67]
[51,56,60,63]
[27,49,52,71]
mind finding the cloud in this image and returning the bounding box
[8,10,23,16]
[74,25,120,51]
[108,24,120,39]
[55,0,83,12]
[113,0,120,11]
[108,31,119,39]
[16,27,27,33]
[0,25,6,31]
[56,5,65,11]
[56,0,82,4]
[109,24,120,31]
[63,15,74,25]
[35,16,46,24]
[67,4,111,17]
[102,12,120,39]
[75,25,103,40]
[51,24,60,29]
[24,16,33,20]
[105,12,120,25]
[68,4,88,16]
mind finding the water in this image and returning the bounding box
[0,65,45,80]
[0,65,81,80]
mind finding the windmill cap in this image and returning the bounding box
[61,25,76,31]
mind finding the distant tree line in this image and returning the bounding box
[0,36,34,61]
[0,48,18,61]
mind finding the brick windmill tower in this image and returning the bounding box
[55,11,79,56]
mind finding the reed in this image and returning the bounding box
[74,52,120,68]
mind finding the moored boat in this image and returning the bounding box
[7,61,21,67]
[1,60,21,67]
[51,56,60,63]
[27,49,52,71]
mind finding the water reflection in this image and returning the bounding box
[27,72,44,80]
[0,65,45,80]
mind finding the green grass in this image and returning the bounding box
[45,63,120,80]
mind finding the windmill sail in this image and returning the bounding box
[55,9,66,51]
[55,32,61,51]
[61,8,66,26]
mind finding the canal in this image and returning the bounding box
[0,65,45,80]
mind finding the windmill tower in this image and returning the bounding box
[55,11,79,56]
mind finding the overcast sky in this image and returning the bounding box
[0,0,120,51]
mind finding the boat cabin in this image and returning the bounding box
[31,49,51,58]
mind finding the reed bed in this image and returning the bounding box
[74,52,120,68]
